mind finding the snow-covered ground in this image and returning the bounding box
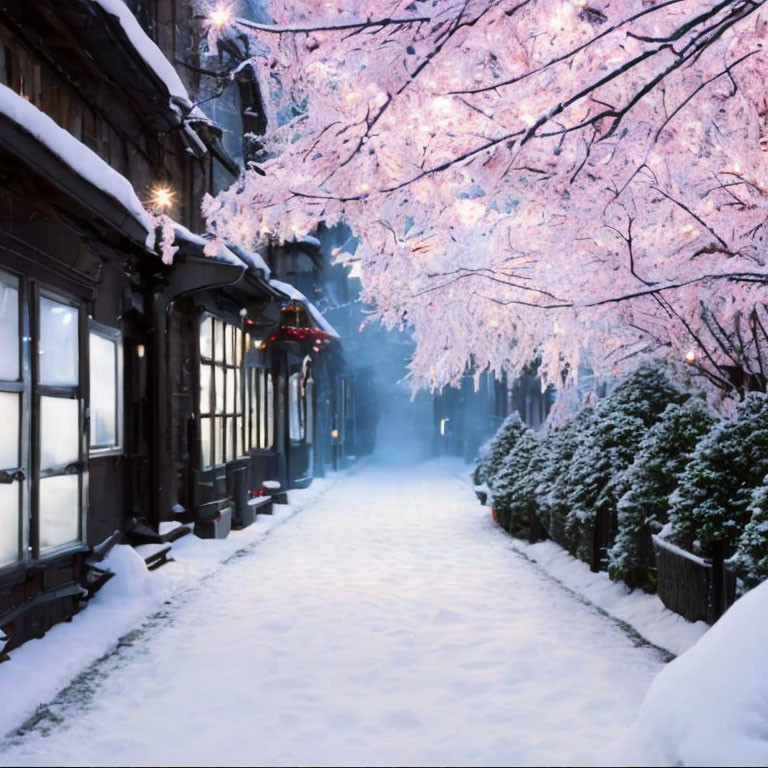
[2,460,673,766]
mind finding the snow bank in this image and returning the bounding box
[0,545,171,739]
[270,279,341,338]
[621,579,768,767]
[0,478,336,739]
[0,83,153,246]
[90,0,192,111]
[509,540,708,657]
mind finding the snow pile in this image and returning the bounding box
[0,478,335,739]
[0,545,171,739]
[514,539,708,657]
[622,579,768,767]
[0,83,153,246]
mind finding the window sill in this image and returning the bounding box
[89,447,124,459]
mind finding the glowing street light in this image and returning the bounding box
[148,184,175,213]
[685,349,696,364]
[209,3,232,29]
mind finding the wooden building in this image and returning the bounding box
[0,0,355,654]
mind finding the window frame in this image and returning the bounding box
[88,320,124,457]
[198,313,247,470]
[34,284,86,558]
[0,268,23,568]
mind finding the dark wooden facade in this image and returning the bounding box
[0,0,358,654]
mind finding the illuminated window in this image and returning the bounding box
[0,270,19,565]
[199,315,245,468]
[89,323,123,454]
[37,291,83,553]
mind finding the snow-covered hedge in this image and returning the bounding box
[560,364,685,566]
[670,392,768,556]
[472,413,527,486]
[489,429,546,541]
[608,399,716,591]
[477,368,768,613]
[730,478,768,593]
[535,407,594,550]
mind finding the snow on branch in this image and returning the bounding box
[202,0,768,400]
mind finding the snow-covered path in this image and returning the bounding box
[2,461,666,767]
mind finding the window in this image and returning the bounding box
[246,365,274,451]
[289,372,303,443]
[305,375,314,446]
[37,291,82,553]
[199,316,245,468]
[0,270,20,566]
[89,322,123,454]
[0,276,87,568]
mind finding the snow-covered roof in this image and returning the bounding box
[0,83,153,247]
[171,224,274,280]
[89,0,193,114]
[171,222,245,267]
[227,245,271,278]
[269,279,341,339]
[298,234,321,249]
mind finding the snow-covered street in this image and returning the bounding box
[2,461,667,767]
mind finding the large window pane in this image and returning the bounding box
[200,364,212,415]
[258,370,266,449]
[200,316,213,359]
[39,474,79,550]
[0,391,19,469]
[215,367,224,414]
[235,329,242,366]
[39,296,78,386]
[305,378,314,445]
[0,483,19,564]
[225,326,234,365]
[226,368,235,413]
[289,372,301,442]
[89,333,117,448]
[226,416,235,460]
[267,374,274,449]
[214,417,223,465]
[235,369,242,414]
[0,271,19,381]
[200,416,212,468]
[250,369,258,449]
[41,396,79,469]
[214,320,224,363]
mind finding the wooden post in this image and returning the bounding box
[711,540,725,621]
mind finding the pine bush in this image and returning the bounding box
[562,363,686,567]
[670,393,768,555]
[489,429,546,540]
[730,480,768,593]
[607,399,715,591]
[473,413,528,487]
[535,407,595,548]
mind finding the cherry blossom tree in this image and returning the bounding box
[199,0,768,400]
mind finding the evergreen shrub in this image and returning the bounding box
[489,429,546,540]
[562,363,686,567]
[607,399,715,590]
[670,393,768,555]
[472,413,527,487]
[730,479,768,593]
